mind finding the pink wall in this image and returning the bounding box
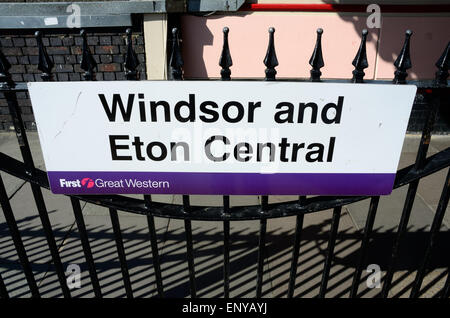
[180,13,450,80]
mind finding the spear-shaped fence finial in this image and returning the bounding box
[351,29,368,83]
[80,29,97,81]
[170,28,183,80]
[219,27,232,81]
[309,28,324,82]
[124,28,140,80]
[0,43,13,88]
[435,41,449,86]
[35,31,54,81]
[264,27,278,81]
[393,30,413,84]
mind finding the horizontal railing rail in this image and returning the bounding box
[0,149,448,221]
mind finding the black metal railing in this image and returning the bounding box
[0,26,449,299]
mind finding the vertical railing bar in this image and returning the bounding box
[381,180,419,297]
[413,95,438,173]
[256,217,267,298]
[108,208,133,298]
[143,195,164,298]
[4,90,36,171]
[257,192,269,298]
[0,273,8,298]
[381,91,439,298]
[259,189,268,297]
[287,196,306,298]
[74,30,107,297]
[223,195,231,299]
[380,31,440,298]
[223,218,231,298]
[183,195,196,299]
[80,29,97,81]
[348,30,377,298]
[30,179,71,298]
[4,90,70,297]
[70,197,102,297]
[442,271,450,299]
[146,214,164,298]
[170,26,197,298]
[0,174,40,298]
[349,196,380,298]
[220,26,232,299]
[257,195,269,298]
[309,26,343,299]
[255,27,278,298]
[124,28,140,80]
[3,30,71,298]
[184,217,197,298]
[318,206,342,298]
[410,168,450,298]
[123,27,164,298]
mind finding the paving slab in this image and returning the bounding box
[396,136,449,226]
[345,186,438,232]
[387,268,448,298]
[344,188,449,298]
[416,169,450,224]
[0,182,81,297]
[0,132,44,165]
[171,195,262,207]
[224,220,262,298]
[348,267,449,298]
[431,203,450,231]
[184,220,226,298]
[153,218,266,298]
[84,207,168,298]
[0,132,45,198]
[156,219,220,298]
[148,194,175,204]
[36,205,169,297]
[268,196,299,204]
[153,218,193,298]
[265,208,363,298]
[397,135,438,169]
[429,135,450,152]
[1,172,26,202]
[0,262,33,298]
[400,135,425,154]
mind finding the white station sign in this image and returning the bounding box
[28,81,416,195]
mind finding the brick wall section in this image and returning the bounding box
[0,30,146,130]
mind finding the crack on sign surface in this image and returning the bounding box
[54,91,83,139]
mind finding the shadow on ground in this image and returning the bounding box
[0,211,448,298]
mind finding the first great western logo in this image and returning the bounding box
[59,178,170,189]
[59,178,94,188]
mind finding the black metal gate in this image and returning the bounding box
[0,26,449,298]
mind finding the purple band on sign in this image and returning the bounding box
[47,171,396,195]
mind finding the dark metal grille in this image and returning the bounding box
[0,27,449,298]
